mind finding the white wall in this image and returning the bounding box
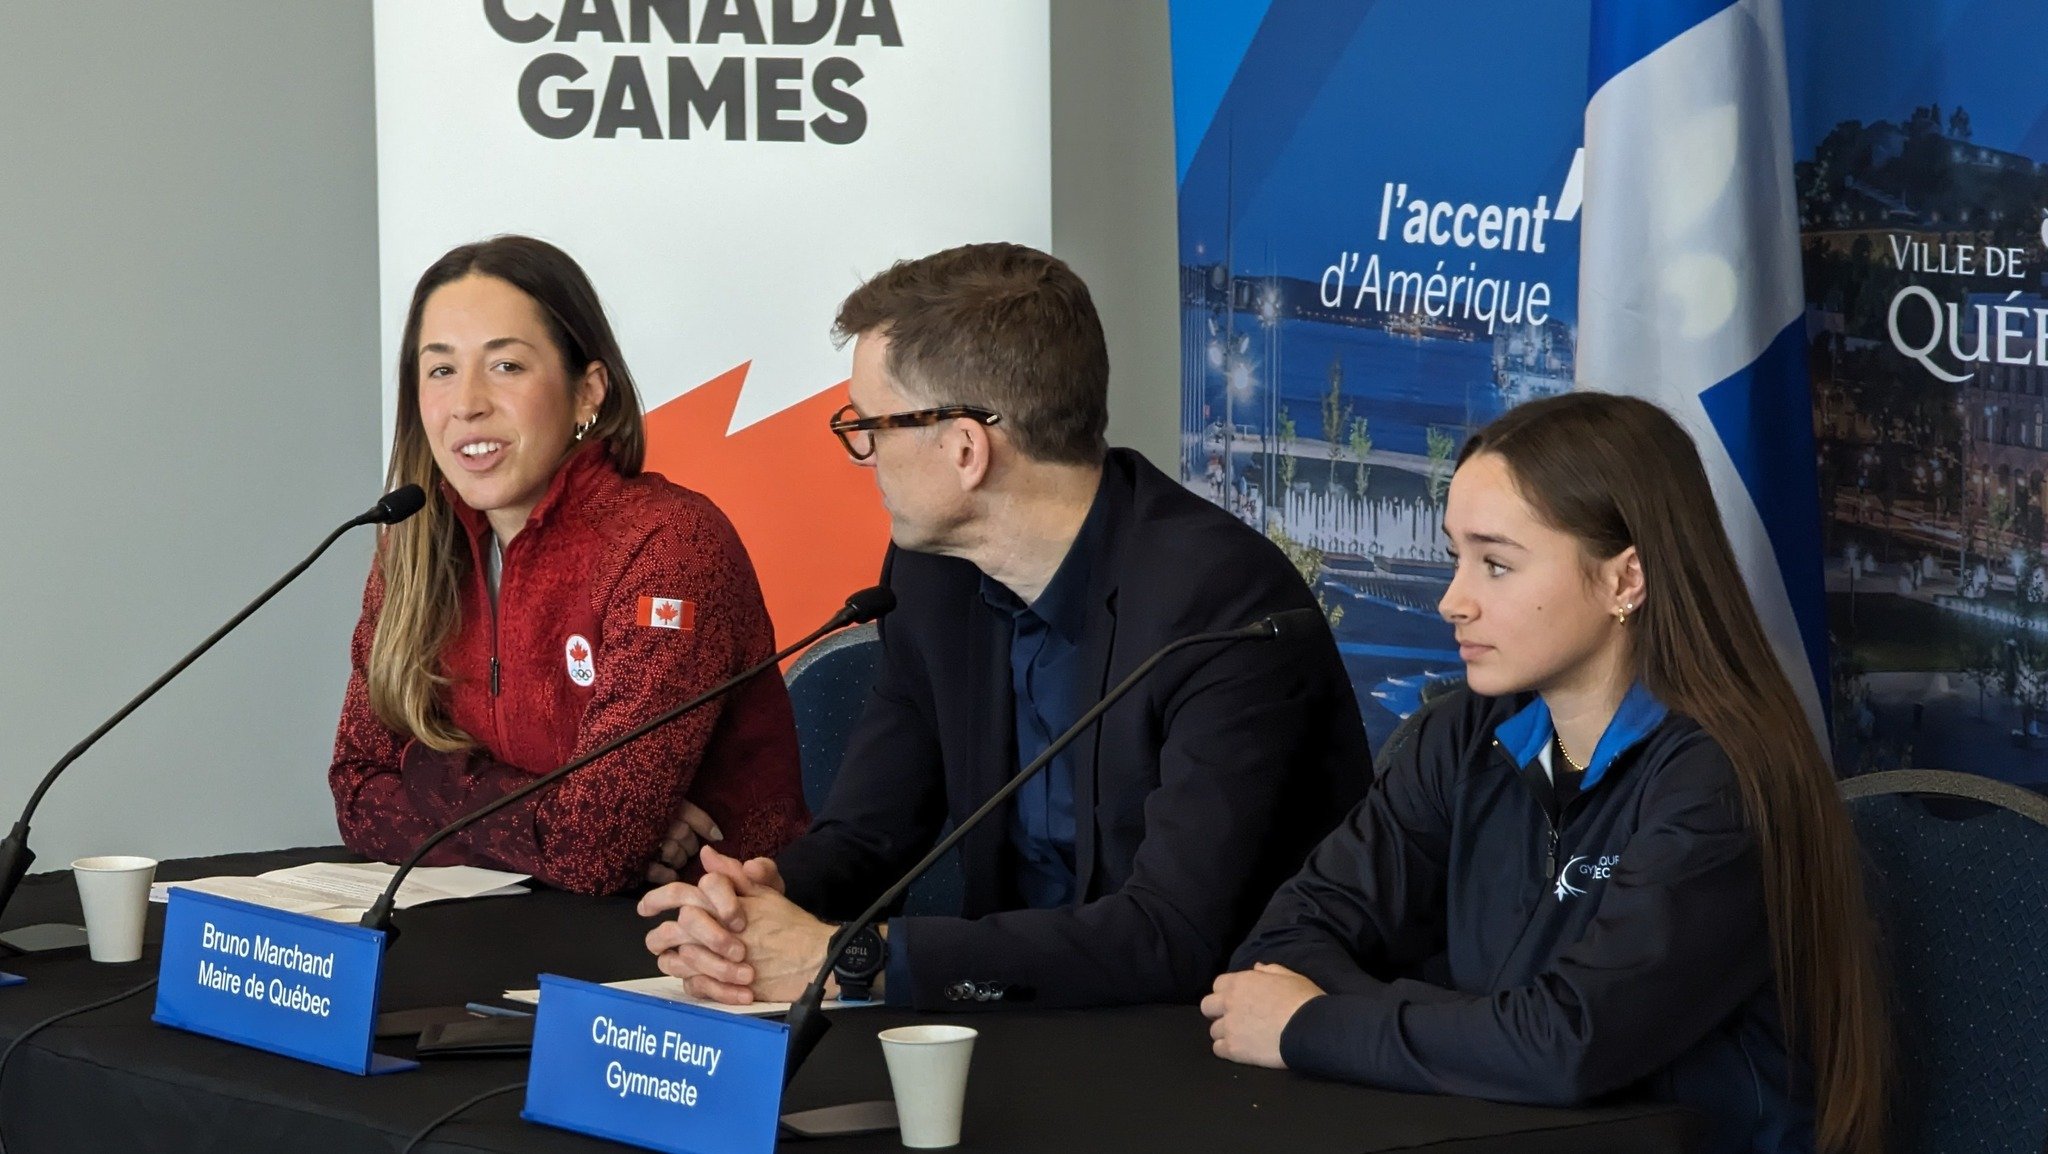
[1051,0,1182,469]
[0,2,382,867]
[0,0,1179,869]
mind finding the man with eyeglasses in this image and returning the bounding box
[639,242,1371,1011]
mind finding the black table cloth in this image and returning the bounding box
[0,848,1697,1153]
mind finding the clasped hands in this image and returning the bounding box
[639,806,1323,1058]
[638,845,839,1004]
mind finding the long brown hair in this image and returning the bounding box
[371,235,646,750]
[1462,391,1887,1154]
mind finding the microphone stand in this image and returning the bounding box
[359,593,893,944]
[779,615,1294,1087]
[0,488,423,952]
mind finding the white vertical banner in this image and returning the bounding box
[372,0,1050,639]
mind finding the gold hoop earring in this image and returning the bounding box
[1614,601,1634,625]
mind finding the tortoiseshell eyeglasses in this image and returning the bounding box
[829,403,1003,461]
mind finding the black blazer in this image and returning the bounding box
[775,449,1372,1010]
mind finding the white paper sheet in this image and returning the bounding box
[500,975,873,1018]
[150,861,529,918]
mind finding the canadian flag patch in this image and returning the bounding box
[637,596,694,631]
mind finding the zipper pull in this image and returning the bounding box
[490,657,501,696]
[1546,828,1558,879]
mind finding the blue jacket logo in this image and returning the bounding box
[1555,854,1620,901]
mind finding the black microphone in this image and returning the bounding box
[358,585,897,941]
[352,484,426,528]
[778,609,1306,1084]
[1254,606,1322,640]
[0,485,428,940]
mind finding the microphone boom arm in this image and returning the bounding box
[360,595,892,940]
[0,494,415,925]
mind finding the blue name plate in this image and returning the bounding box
[522,974,789,1154]
[151,888,415,1075]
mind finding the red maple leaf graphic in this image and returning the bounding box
[643,365,888,666]
[568,641,589,662]
[655,601,680,624]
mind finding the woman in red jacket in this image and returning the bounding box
[329,235,807,895]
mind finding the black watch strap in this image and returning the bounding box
[831,923,888,1002]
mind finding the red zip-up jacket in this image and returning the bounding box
[329,444,808,894]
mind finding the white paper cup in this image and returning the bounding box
[71,856,157,963]
[878,1024,977,1148]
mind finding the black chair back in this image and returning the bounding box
[1840,769,2048,1154]
[783,624,963,916]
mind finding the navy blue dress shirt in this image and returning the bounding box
[881,475,1112,1003]
[976,475,1112,910]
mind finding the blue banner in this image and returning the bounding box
[151,889,413,1075]
[1170,0,1588,749]
[521,974,789,1154]
[1791,0,2048,783]
[1169,0,2048,780]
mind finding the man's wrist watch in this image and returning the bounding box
[831,923,888,1002]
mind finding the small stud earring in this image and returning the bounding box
[1614,601,1635,625]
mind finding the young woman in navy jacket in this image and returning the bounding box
[1204,393,1887,1154]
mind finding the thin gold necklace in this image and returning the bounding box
[1554,733,1586,775]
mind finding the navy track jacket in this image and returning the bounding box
[1234,685,1812,1154]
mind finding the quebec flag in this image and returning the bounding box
[1577,0,1829,738]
